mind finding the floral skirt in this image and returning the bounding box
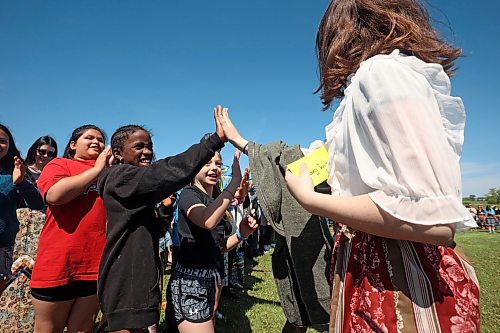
[0,208,45,333]
[329,230,480,333]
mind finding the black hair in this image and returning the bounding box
[25,136,58,166]
[63,125,106,159]
[110,125,152,164]
[0,124,23,173]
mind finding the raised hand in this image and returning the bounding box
[230,150,243,185]
[216,105,249,152]
[285,163,315,208]
[239,214,258,238]
[234,167,250,200]
[12,156,26,185]
[94,146,113,172]
[214,105,228,142]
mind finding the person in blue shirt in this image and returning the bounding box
[0,124,44,294]
[485,205,497,233]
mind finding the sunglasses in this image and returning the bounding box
[37,148,55,158]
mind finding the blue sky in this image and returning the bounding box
[0,0,498,197]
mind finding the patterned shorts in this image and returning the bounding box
[169,263,220,324]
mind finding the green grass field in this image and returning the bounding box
[161,230,499,332]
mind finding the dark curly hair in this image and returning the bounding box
[316,0,461,109]
[0,124,23,173]
[63,125,106,159]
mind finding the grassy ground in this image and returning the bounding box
[216,254,291,333]
[160,230,498,332]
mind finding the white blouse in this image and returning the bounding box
[322,49,475,231]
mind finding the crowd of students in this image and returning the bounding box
[466,203,500,233]
[0,0,484,332]
[0,115,264,332]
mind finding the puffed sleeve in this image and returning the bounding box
[348,58,474,229]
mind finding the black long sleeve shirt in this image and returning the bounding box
[97,134,224,331]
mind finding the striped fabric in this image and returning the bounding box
[328,229,480,333]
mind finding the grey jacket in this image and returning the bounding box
[248,141,332,328]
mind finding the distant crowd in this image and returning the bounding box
[466,203,499,233]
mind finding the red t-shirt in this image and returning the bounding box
[31,158,106,288]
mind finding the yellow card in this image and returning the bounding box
[287,146,329,186]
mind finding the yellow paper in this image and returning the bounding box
[287,146,329,186]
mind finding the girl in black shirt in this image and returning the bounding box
[168,148,257,333]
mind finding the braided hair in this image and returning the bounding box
[110,125,152,164]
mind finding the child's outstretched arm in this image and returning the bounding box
[186,152,242,230]
[99,108,228,203]
[285,163,455,247]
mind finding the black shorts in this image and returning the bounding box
[31,280,97,302]
[169,263,221,324]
